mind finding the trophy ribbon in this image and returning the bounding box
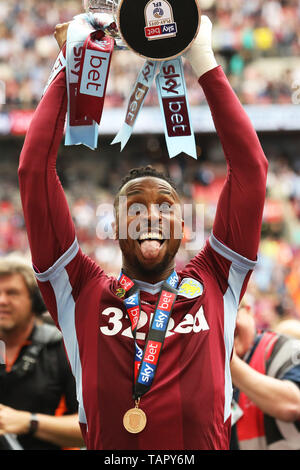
[155,57,197,159]
[44,1,200,158]
[65,14,114,150]
[112,56,197,159]
[65,18,98,149]
[76,30,114,124]
[43,48,66,96]
[111,59,158,150]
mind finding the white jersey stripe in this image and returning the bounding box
[50,269,87,425]
[33,237,87,425]
[223,264,248,423]
[208,233,256,422]
[209,233,257,271]
[34,238,79,282]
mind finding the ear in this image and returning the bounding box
[111,219,118,240]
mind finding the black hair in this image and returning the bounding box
[118,165,177,192]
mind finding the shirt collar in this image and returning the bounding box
[133,279,164,295]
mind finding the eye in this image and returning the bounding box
[128,203,147,216]
[7,289,21,297]
[159,202,172,213]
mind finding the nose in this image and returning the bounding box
[139,204,161,229]
[150,204,161,221]
[0,291,9,304]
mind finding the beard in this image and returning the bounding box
[136,252,172,275]
[0,319,14,332]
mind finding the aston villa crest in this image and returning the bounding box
[144,0,177,40]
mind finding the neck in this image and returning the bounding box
[0,318,35,350]
[121,260,175,284]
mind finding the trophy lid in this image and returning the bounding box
[117,0,201,61]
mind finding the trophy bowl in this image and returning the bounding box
[83,0,201,60]
[83,0,118,14]
[118,0,201,61]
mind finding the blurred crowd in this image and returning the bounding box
[0,0,300,109]
[0,147,300,332]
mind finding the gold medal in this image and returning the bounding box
[123,399,147,434]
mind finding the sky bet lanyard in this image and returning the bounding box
[118,270,179,433]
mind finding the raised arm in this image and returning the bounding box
[18,65,74,273]
[200,66,268,260]
[185,16,268,261]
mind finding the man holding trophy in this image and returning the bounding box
[18,0,268,450]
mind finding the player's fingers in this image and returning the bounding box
[54,22,70,49]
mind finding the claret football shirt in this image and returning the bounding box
[33,233,255,449]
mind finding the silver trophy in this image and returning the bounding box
[82,0,127,49]
[83,0,118,14]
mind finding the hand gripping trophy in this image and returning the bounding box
[82,0,126,50]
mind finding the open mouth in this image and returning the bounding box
[138,232,165,245]
[137,232,166,259]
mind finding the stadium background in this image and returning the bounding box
[0,0,300,330]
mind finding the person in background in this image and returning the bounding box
[230,299,300,450]
[274,319,300,340]
[0,256,84,450]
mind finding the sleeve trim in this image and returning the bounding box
[209,233,257,271]
[34,238,79,282]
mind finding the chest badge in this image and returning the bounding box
[116,287,126,298]
[178,278,203,299]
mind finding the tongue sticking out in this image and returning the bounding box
[140,240,161,259]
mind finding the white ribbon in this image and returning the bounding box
[43,49,66,96]
[112,56,197,159]
[65,19,99,150]
[155,57,197,159]
[111,60,158,150]
[44,13,197,158]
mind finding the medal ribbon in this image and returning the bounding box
[118,270,179,400]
